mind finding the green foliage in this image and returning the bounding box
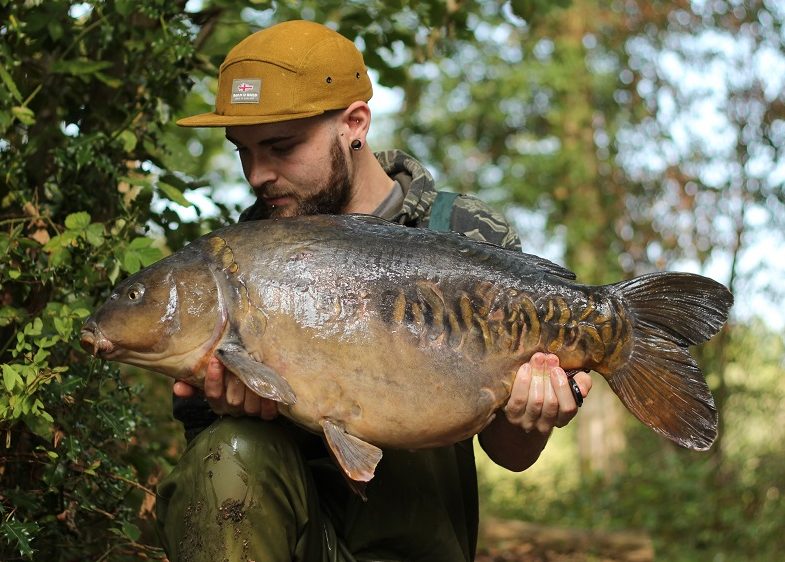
[482,432,785,561]
[385,0,637,282]
[0,0,202,558]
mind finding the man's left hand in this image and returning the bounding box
[504,352,592,435]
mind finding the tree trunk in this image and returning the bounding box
[576,377,627,475]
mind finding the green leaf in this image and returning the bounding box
[19,396,31,415]
[84,459,101,476]
[122,238,162,272]
[65,211,91,230]
[116,0,135,17]
[11,106,35,126]
[33,346,51,364]
[36,336,59,349]
[0,307,24,327]
[120,521,141,541]
[0,232,10,254]
[43,231,77,252]
[128,236,153,250]
[24,318,43,336]
[158,181,193,207]
[72,308,91,319]
[95,71,122,89]
[48,247,73,268]
[119,175,154,189]
[118,129,137,152]
[160,173,191,191]
[20,364,36,382]
[108,259,121,284]
[122,251,141,274]
[47,19,63,41]
[0,64,22,102]
[136,246,162,267]
[2,364,21,392]
[1,518,38,557]
[53,316,70,337]
[84,223,105,247]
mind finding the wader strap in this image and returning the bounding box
[429,191,459,232]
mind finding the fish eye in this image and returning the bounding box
[127,283,145,301]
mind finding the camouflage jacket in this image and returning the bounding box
[376,149,521,251]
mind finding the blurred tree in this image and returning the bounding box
[611,0,785,465]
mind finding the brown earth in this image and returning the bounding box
[476,517,655,562]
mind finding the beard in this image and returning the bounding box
[265,137,352,219]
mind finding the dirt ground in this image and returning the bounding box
[475,517,655,562]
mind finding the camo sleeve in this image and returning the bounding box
[446,194,522,251]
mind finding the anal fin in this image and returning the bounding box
[321,419,382,485]
[215,343,296,405]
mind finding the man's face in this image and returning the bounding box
[226,114,352,218]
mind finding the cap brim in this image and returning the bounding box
[176,109,326,128]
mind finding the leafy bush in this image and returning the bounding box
[0,1,204,558]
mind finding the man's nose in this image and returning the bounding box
[246,155,277,188]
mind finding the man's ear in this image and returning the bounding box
[340,101,371,144]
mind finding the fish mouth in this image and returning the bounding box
[80,320,116,358]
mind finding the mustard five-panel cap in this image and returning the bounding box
[177,20,373,127]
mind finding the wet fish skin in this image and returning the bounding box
[80,214,733,482]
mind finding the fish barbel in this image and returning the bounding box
[80,214,733,483]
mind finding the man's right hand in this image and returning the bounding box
[172,356,280,420]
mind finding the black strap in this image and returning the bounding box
[429,191,459,232]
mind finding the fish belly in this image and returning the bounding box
[257,314,514,449]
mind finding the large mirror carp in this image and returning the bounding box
[81,214,733,483]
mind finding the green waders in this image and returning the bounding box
[156,417,477,562]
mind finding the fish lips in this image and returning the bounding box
[80,319,116,358]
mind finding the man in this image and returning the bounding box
[157,20,592,562]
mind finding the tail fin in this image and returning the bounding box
[606,272,733,450]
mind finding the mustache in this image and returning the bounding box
[255,184,295,201]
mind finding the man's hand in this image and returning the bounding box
[479,352,592,472]
[504,352,592,434]
[172,357,279,420]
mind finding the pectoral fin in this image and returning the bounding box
[215,344,296,405]
[321,419,382,484]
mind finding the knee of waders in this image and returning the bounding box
[165,417,310,501]
[156,417,314,558]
